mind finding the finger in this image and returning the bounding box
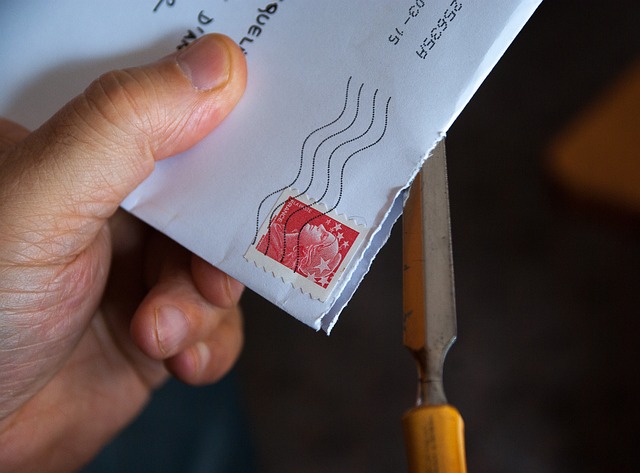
[191,255,245,310]
[0,34,247,261]
[165,304,243,385]
[130,239,244,380]
[0,118,29,151]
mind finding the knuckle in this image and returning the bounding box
[73,66,193,166]
[60,68,158,179]
[86,69,150,133]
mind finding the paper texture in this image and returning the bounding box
[0,0,541,332]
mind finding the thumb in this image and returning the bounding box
[0,33,246,259]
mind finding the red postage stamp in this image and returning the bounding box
[245,189,367,301]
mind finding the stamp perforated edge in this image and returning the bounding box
[244,188,369,302]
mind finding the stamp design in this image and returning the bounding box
[245,190,367,301]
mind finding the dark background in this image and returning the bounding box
[238,2,640,472]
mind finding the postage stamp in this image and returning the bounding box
[245,189,368,301]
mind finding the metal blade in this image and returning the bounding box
[403,139,456,406]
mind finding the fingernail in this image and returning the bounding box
[194,342,211,376]
[177,34,231,91]
[225,274,245,304]
[155,305,189,355]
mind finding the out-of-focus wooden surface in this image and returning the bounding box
[548,61,640,214]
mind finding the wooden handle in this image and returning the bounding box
[402,404,467,473]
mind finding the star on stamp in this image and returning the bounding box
[245,189,368,301]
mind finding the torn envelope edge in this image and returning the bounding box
[121,138,441,334]
[320,4,546,332]
[319,137,444,333]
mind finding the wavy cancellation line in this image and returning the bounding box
[250,75,392,271]
[261,82,365,257]
[279,89,383,265]
[291,96,392,273]
[252,76,353,245]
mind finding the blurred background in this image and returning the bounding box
[238,1,640,472]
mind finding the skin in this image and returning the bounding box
[0,34,247,472]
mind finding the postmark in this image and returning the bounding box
[245,189,368,301]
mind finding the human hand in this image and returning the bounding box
[0,34,247,472]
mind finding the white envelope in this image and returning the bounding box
[0,0,541,332]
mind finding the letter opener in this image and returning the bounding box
[402,139,467,472]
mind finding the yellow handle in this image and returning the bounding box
[402,404,467,473]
